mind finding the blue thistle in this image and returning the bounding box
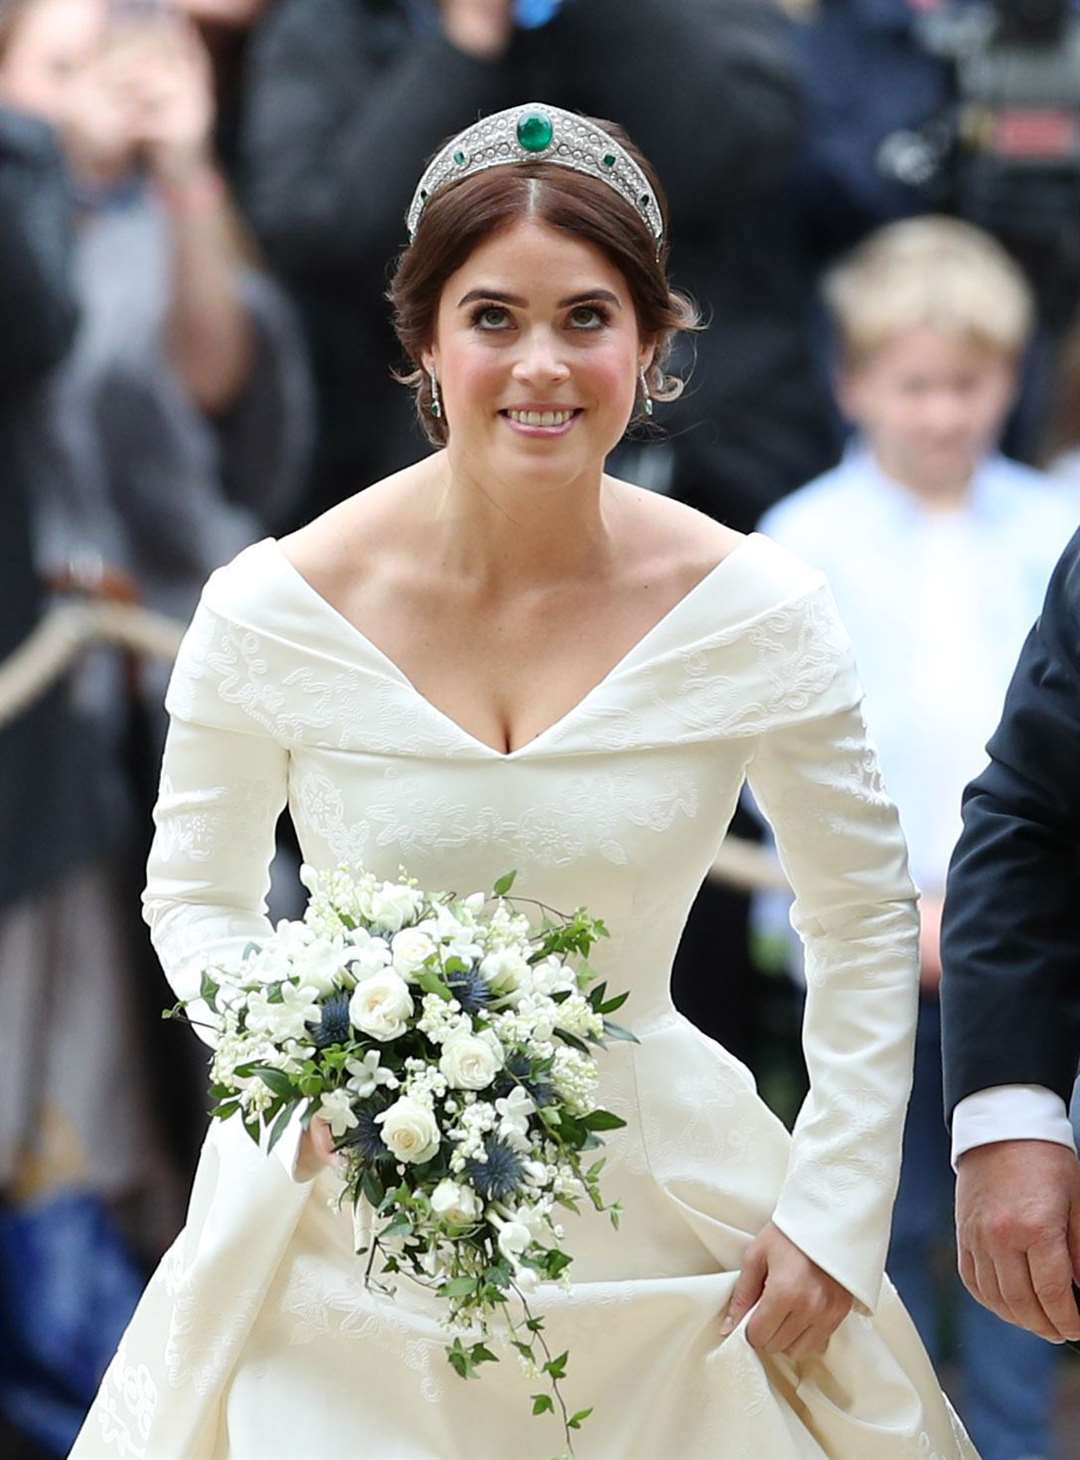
[497,1052,555,1109]
[465,1137,525,1201]
[338,1105,390,1163]
[307,991,352,1049]
[444,964,492,1015]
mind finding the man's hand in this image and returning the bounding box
[956,1138,1080,1342]
[919,894,943,996]
[720,1222,853,1360]
[440,0,514,60]
[100,16,215,182]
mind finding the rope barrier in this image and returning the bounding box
[0,599,183,730]
[0,599,787,892]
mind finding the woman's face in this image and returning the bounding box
[423,218,653,491]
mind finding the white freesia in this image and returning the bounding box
[391,927,437,979]
[349,970,414,1040]
[317,1088,359,1139]
[345,1049,399,1099]
[439,1032,503,1090]
[495,1219,532,1261]
[375,1096,440,1164]
[529,955,577,996]
[430,1178,481,1225]
[246,982,321,1042]
[495,1086,535,1147]
[346,928,393,981]
[369,882,424,934]
[292,936,350,995]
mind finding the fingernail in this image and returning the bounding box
[719,1318,734,1336]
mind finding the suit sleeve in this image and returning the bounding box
[941,529,1080,1120]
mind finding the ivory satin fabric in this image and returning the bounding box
[72,533,977,1459]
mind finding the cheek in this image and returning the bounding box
[578,341,638,412]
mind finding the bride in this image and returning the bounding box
[73,105,977,1459]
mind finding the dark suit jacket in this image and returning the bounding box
[941,527,1080,1121]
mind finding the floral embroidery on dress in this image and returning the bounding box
[154,775,274,864]
[95,1341,157,1458]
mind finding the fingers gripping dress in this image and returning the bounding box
[73,533,977,1460]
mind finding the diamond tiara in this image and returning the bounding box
[406,104,664,251]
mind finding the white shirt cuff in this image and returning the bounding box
[951,1084,1077,1169]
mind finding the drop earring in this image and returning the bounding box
[639,366,653,416]
[429,368,442,419]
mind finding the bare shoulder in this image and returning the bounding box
[607,479,746,587]
[278,462,426,594]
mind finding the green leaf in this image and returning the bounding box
[267,1099,299,1151]
[543,1350,569,1381]
[581,1109,627,1132]
[600,1019,640,1044]
[568,1408,593,1430]
[543,1250,573,1280]
[493,870,517,897]
[530,1393,554,1416]
[212,1099,241,1121]
[598,990,630,1015]
[242,1117,261,1147]
[440,1276,479,1299]
[468,1343,498,1367]
[199,970,220,1013]
[525,1316,544,1333]
[416,968,454,1002]
[252,1065,295,1099]
[360,1167,386,1208]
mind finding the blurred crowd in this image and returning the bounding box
[3,1,1080,1457]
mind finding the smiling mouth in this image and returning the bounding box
[500,408,582,432]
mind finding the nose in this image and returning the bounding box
[511,326,571,388]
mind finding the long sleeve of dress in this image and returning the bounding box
[143,588,297,1172]
[745,600,919,1315]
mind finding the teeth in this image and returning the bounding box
[507,409,576,427]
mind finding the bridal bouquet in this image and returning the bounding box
[166,863,634,1455]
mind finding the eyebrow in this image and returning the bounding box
[456,288,622,309]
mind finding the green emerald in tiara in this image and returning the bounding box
[453,150,467,166]
[516,111,554,153]
[602,153,617,168]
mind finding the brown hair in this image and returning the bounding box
[388,117,700,446]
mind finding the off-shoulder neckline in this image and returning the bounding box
[256,532,768,759]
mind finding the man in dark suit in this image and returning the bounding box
[941,529,1080,1347]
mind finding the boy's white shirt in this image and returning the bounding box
[758,444,1080,1171]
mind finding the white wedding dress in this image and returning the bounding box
[72,532,977,1460]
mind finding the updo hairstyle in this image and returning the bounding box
[389,117,700,446]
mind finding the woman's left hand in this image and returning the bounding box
[720,1222,853,1360]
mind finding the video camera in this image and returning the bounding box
[879,0,1080,328]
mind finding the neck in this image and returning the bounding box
[418,448,617,591]
[870,445,978,514]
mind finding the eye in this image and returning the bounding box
[568,304,610,330]
[470,305,513,331]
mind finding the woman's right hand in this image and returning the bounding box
[296,1116,342,1181]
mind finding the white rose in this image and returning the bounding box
[391,928,437,980]
[369,883,424,935]
[439,1033,503,1090]
[430,1178,481,1226]
[479,947,531,995]
[375,1096,440,1164]
[348,970,414,1041]
[495,1220,532,1261]
[292,937,348,996]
